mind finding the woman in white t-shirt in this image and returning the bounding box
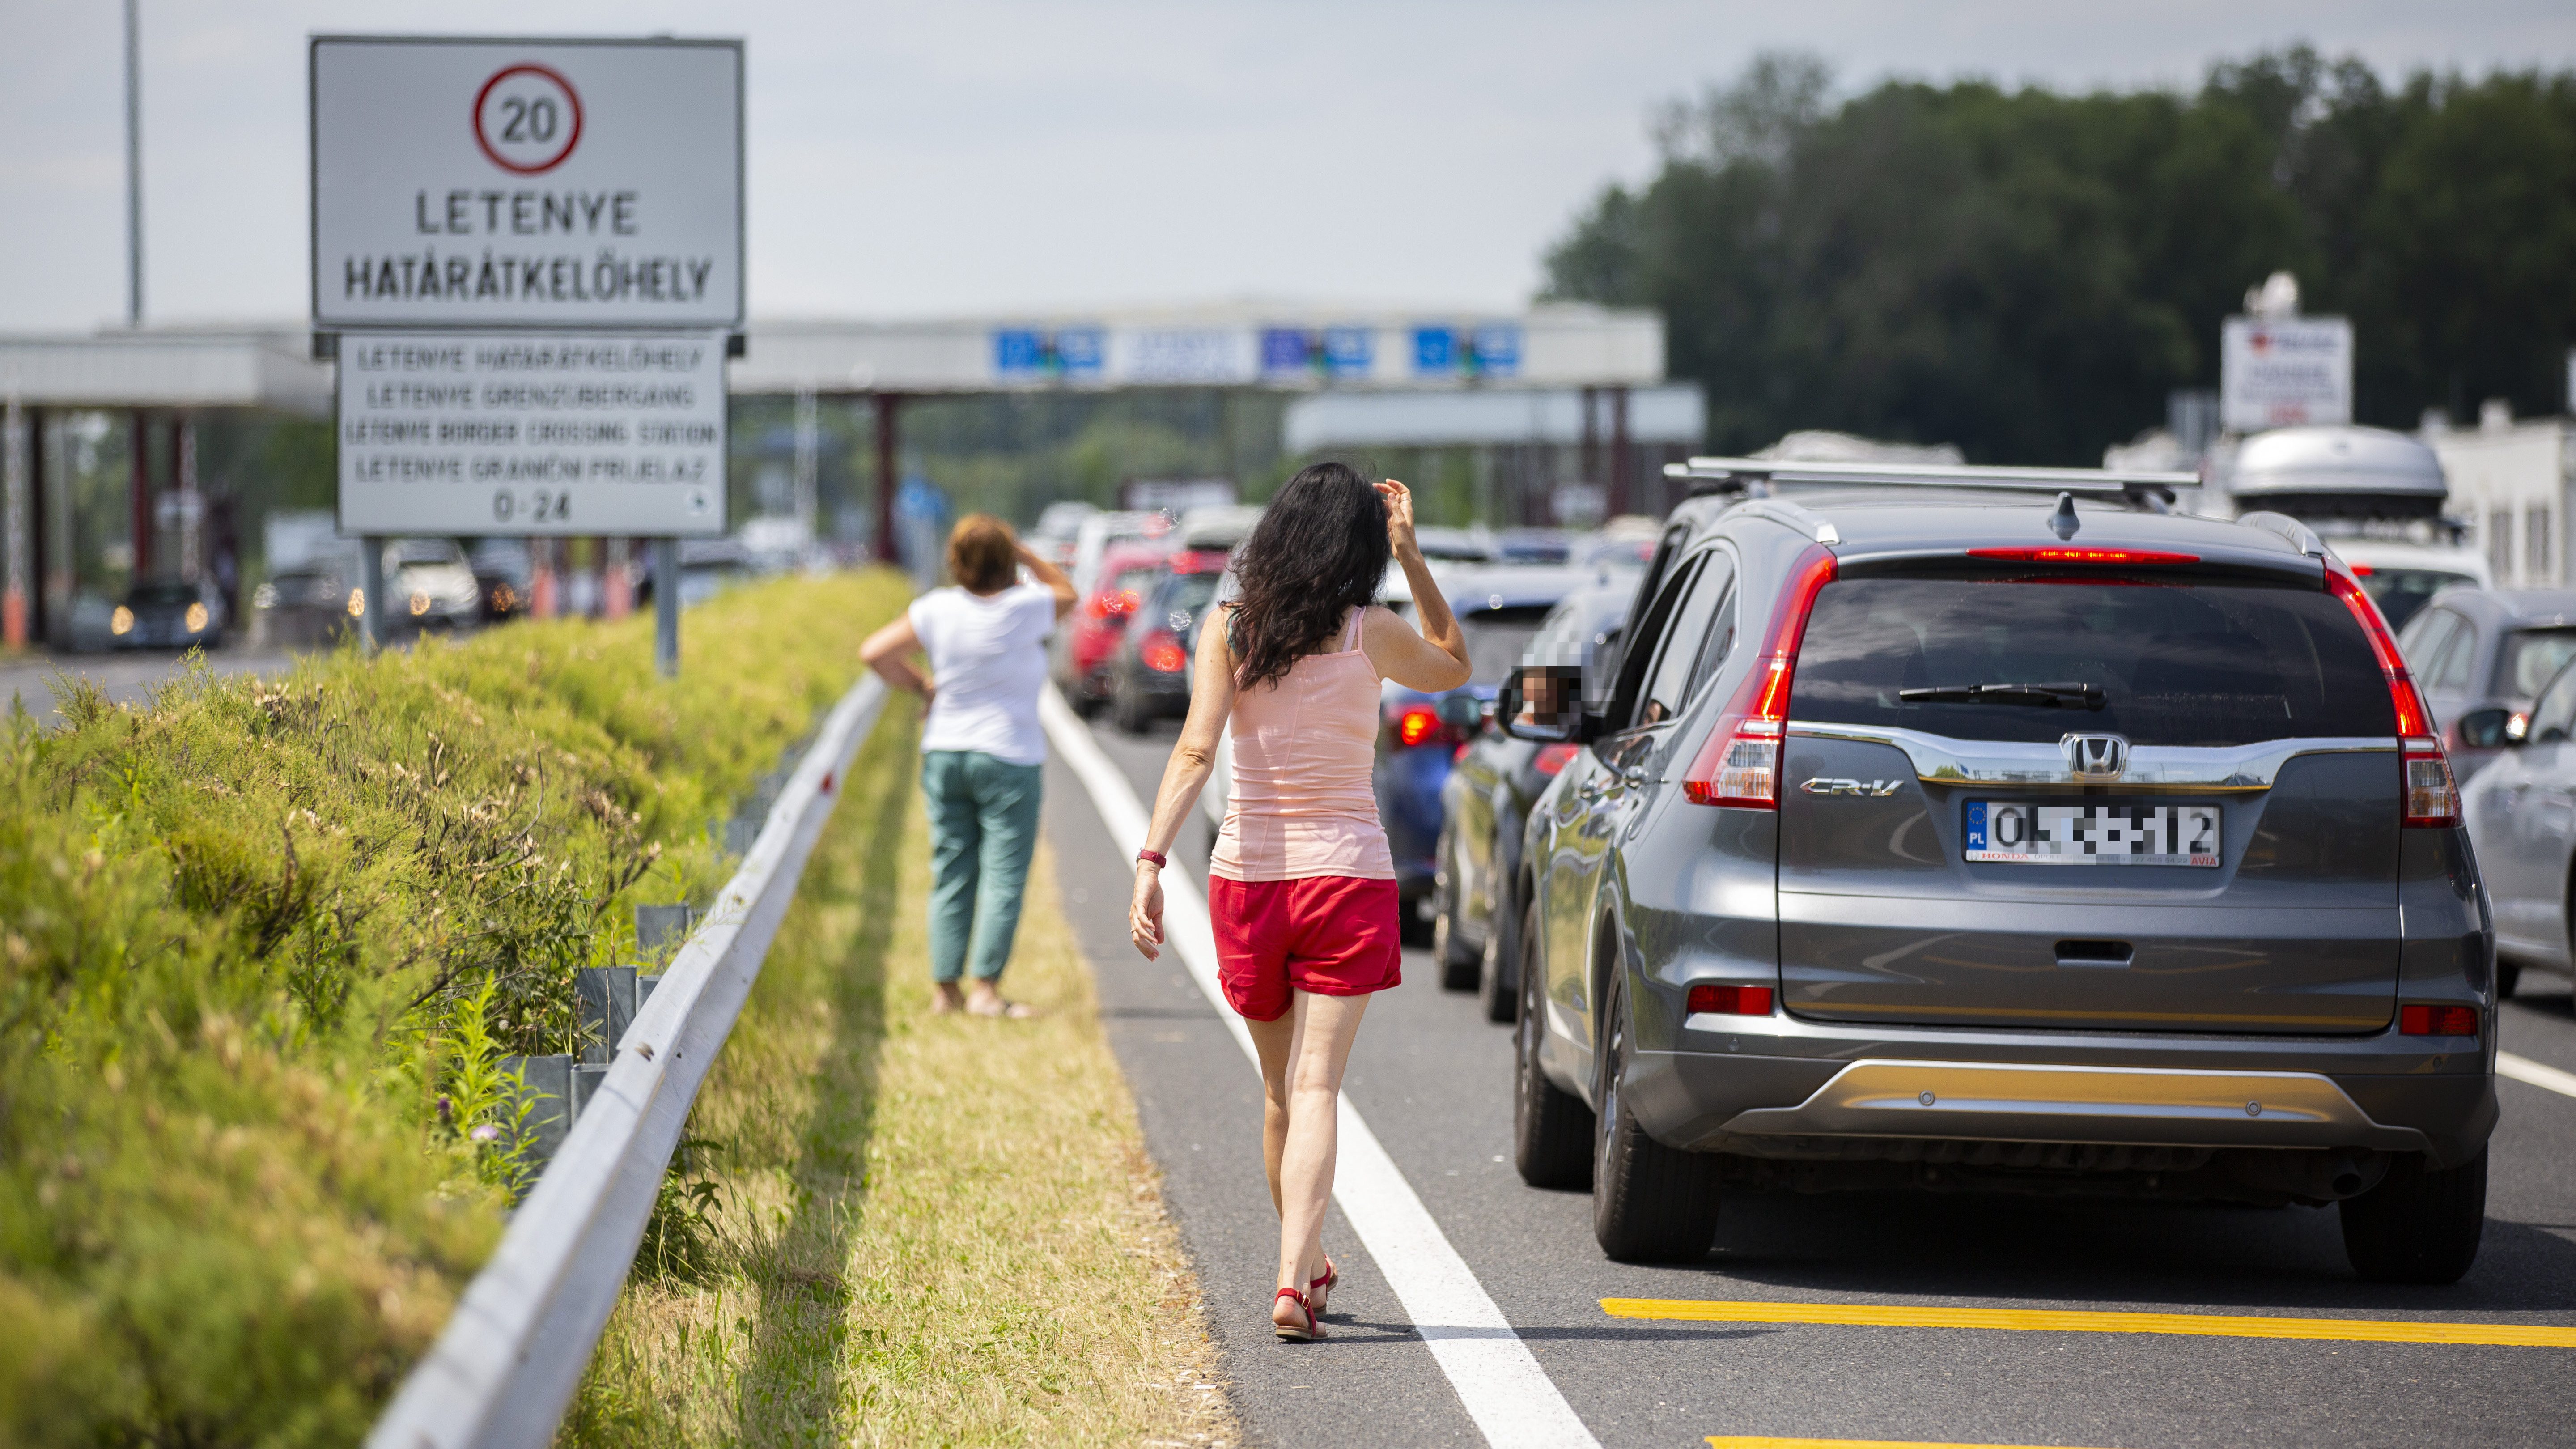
[861,515,1077,1016]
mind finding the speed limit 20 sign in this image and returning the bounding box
[310,37,742,329]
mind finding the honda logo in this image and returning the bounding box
[2062,733,2129,780]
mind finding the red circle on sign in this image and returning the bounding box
[472,64,584,175]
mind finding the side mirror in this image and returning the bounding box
[1499,666,1593,744]
[2457,707,2516,750]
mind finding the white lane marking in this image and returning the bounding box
[1042,688,1600,1449]
[2499,1051,2576,1101]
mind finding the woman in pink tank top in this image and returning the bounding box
[1129,463,1470,1342]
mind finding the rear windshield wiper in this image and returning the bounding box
[1897,681,2105,710]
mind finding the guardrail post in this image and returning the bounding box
[499,1054,575,1170]
[359,535,385,653]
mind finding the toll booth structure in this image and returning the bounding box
[0,327,331,650]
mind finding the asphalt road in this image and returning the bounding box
[0,647,300,726]
[1041,703,2576,1449]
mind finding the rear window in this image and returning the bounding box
[1792,578,2396,746]
[2498,627,2576,699]
[1460,605,1554,686]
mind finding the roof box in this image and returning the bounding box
[2229,425,2447,520]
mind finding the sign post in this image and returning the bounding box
[312,35,741,669]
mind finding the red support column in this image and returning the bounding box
[874,392,902,565]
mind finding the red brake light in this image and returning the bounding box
[1967,547,2199,566]
[1686,983,1774,1017]
[1088,589,1141,620]
[2327,566,2456,825]
[1396,705,1440,748]
[1141,631,1188,673]
[1532,741,1581,776]
[1683,544,1838,807]
[2398,1003,2478,1037]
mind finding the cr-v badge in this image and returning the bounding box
[2062,732,2129,780]
[1800,777,1903,796]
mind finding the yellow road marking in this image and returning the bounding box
[1604,1298,2576,1347]
[1708,1440,2125,1449]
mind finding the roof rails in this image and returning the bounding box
[1664,456,2199,511]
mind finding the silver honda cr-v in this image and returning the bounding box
[1503,461,2497,1284]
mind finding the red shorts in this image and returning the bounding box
[1206,875,1403,1022]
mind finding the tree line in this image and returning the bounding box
[1544,47,2576,464]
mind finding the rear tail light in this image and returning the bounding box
[1532,741,1581,776]
[2329,566,2455,827]
[1686,983,1774,1016]
[1141,631,1188,673]
[1683,544,1838,807]
[2402,739,2460,827]
[1397,705,1440,747]
[2398,1003,2478,1037]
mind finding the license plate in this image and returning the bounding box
[1964,801,2220,867]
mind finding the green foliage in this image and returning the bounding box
[0,570,908,1447]
[1546,47,2576,460]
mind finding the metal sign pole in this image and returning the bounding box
[654,537,679,677]
[359,534,385,653]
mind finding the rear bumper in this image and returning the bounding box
[1626,1025,2497,1170]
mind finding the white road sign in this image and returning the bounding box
[2220,316,2353,432]
[337,332,727,536]
[312,37,743,329]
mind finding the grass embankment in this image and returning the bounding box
[567,694,1237,1449]
[0,572,908,1447]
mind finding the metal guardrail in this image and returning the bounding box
[366,674,890,1449]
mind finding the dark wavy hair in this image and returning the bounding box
[1229,462,1389,690]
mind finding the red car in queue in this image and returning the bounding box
[1058,541,1175,716]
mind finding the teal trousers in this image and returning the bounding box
[920,750,1045,983]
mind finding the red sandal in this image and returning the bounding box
[1273,1286,1324,1342]
[1308,1256,1339,1315]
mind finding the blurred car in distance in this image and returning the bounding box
[1107,550,1230,733]
[637,537,754,608]
[1175,505,1264,553]
[2228,424,2486,631]
[2396,588,2576,782]
[1435,570,1641,1015]
[380,538,482,636]
[112,578,227,650]
[1070,510,1174,599]
[1058,541,1173,716]
[1378,564,1596,942]
[469,538,533,621]
[253,548,366,648]
[1031,500,1099,571]
[2459,647,2576,1000]
[1494,528,1575,565]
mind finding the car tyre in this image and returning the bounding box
[1513,899,1592,1189]
[2496,957,2521,1000]
[2339,1148,2486,1284]
[1591,966,1722,1263]
[1432,824,1479,990]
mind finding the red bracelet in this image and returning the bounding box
[1136,849,1167,869]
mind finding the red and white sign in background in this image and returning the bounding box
[311,37,742,330]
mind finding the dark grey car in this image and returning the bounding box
[2396,588,2576,783]
[1434,574,1640,1020]
[1502,461,2498,1284]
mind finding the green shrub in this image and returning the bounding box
[0,570,907,1448]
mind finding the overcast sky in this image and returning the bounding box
[5,0,2573,332]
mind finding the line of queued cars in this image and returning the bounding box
[1414,457,2502,1284]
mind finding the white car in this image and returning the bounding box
[2330,536,2491,633]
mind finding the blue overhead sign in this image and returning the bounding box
[993,326,1106,380]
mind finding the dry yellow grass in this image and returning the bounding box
[565,695,1236,1447]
